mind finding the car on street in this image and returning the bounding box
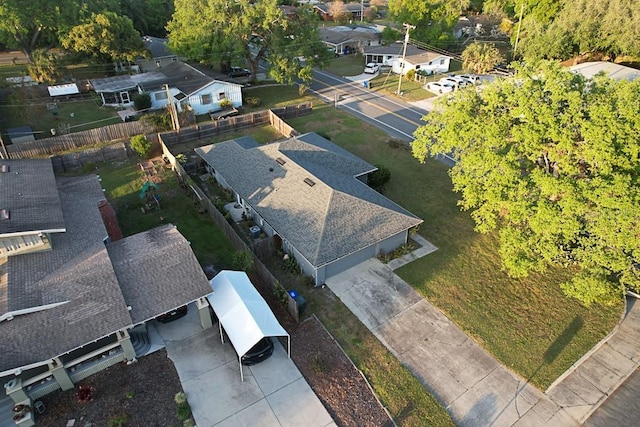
[226,66,251,78]
[440,77,466,89]
[156,305,188,323]
[241,337,274,365]
[424,81,454,94]
[364,63,380,74]
[458,74,481,85]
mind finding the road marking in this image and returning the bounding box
[309,76,456,164]
[312,76,425,128]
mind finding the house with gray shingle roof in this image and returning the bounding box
[0,159,212,411]
[90,60,242,115]
[195,132,422,285]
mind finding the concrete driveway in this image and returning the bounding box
[154,306,335,427]
[325,258,576,427]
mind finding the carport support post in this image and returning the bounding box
[117,330,137,362]
[196,297,212,330]
[48,357,74,391]
[239,356,244,382]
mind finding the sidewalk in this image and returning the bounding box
[325,237,640,426]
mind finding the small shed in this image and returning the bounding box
[47,83,79,97]
[7,126,35,144]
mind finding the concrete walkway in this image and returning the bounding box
[325,237,640,426]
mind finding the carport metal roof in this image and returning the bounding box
[207,270,290,381]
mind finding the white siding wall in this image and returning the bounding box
[392,56,451,75]
[185,82,243,115]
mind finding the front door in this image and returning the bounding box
[120,91,130,104]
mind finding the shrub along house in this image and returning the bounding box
[195,132,422,285]
[90,61,242,115]
[0,159,213,422]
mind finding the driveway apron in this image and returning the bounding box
[325,258,577,427]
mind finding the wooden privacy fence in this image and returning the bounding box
[5,121,153,159]
[160,103,312,147]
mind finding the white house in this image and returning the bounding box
[392,51,452,76]
[90,61,243,115]
[363,43,424,67]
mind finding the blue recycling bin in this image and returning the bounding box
[287,290,307,316]
[363,80,368,89]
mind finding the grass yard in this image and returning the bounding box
[87,159,236,269]
[322,53,366,76]
[370,71,433,102]
[287,102,623,390]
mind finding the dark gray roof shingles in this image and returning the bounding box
[0,159,65,235]
[195,132,422,268]
[107,224,211,325]
[1,174,132,373]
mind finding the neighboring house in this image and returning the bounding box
[195,132,422,285]
[569,61,640,82]
[392,50,452,76]
[320,26,381,55]
[1,159,213,414]
[363,43,424,66]
[90,61,243,115]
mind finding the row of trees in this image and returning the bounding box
[413,62,640,305]
[387,0,640,61]
[0,0,172,62]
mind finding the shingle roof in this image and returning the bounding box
[107,224,211,325]
[0,175,132,374]
[364,43,423,57]
[0,159,65,236]
[404,51,449,65]
[195,133,422,267]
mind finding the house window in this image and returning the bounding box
[218,92,226,100]
[415,65,421,70]
[201,94,211,104]
[440,59,445,65]
[155,91,168,101]
[428,61,432,66]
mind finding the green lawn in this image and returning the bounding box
[91,159,236,269]
[322,53,366,76]
[287,102,623,390]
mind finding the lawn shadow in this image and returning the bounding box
[544,315,584,365]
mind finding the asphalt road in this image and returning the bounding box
[584,367,640,427]
[309,69,456,167]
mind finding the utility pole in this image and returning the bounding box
[513,2,525,57]
[165,84,180,131]
[360,0,363,22]
[397,23,415,96]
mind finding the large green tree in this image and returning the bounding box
[62,12,148,62]
[413,62,640,305]
[167,0,330,85]
[388,0,470,45]
[0,0,122,61]
[461,42,503,74]
[514,0,640,60]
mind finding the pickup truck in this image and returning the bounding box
[226,67,251,78]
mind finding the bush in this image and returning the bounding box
[405,69,416,81]
[368,164,391,193]
[133,93,151,111]
[141,112,172,131]
[219,98,233,109]
[231,250,254,272]
[130,134,152,158]
[245,97,262,107]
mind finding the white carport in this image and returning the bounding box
[207,270,290,381]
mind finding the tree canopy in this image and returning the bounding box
[167,0,330,85]
[388,0,466,45]
[413,62,640,305]
[461,42,503,74]
[62,12,148,62]
[512,0,640,60]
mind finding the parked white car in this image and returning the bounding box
[439,77,466,89]
[364,63,380,74]
[458,74,482,85]
[424,82,454,94]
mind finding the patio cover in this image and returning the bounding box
[207,270,290,381]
